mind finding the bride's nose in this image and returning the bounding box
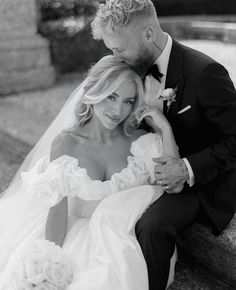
[111,101,122,116]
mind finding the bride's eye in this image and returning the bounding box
[107,95,116,101]
[125,100,134,105]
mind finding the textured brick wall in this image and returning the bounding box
[0,0,37,37]
[0,0,55,95]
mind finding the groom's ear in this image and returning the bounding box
[143,26,154,42]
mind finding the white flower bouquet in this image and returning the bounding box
[4,239,73,290]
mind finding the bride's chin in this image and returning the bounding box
[103,123,118,131]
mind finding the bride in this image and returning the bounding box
[0,55,180,289]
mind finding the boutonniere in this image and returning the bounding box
[159,86,178,112]
[138,77,178,119]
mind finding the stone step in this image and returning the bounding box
[0,34,55,95]
[169,258,234,290]
[0,34,50,50]
[0,36,52,71]
[178,220,236,288]
[0,66,55,95]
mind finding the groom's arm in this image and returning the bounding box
[186,62,236,186]
[154,62,236,192]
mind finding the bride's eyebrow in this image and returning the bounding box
[124,97,135,100]
[110,92,119,97]
[110,92,135,100]
[110,93,134,100]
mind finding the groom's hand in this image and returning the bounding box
[152,157,189,193]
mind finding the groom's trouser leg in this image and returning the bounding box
[135,191,200,290]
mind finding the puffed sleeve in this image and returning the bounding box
[110,156,150,192]
[21,155,113,207]
[130,133,163,184]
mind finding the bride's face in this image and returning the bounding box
[93,81,137,130]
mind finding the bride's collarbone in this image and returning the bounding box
[63,132,131,181]
[78,149,129,182]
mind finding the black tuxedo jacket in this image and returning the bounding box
[163,40,236,234]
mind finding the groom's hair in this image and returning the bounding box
[92,0,156,39]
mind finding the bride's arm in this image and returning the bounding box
[142,76,184,192]
[45,134,69,246]
[141,108,183,192]
[142,76,179,157]
[142,109,179,158]
[45,197,68,247]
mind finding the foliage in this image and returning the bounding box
[38,0,236,19]
[39,17,109,73]
[38,0,98,21]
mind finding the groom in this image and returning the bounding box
[91,0,236,289]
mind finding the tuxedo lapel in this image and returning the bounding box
[164,40,185,115]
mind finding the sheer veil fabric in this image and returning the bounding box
[2,80,87,198]
[0,79,177,289]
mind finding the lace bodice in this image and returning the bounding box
[21,133,163,209]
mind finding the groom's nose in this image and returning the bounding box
[112,50,123,60]
[113,50,118,57]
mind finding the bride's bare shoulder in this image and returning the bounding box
[50,131,79,161]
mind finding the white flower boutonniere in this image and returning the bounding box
[140,76,178,116]
[159,86,178,112]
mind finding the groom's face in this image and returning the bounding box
[102,27,153,76]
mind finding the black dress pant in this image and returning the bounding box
[135,190,200,290]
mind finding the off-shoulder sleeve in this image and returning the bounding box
[21,155,113,207]
[130,133,163,184]
[110,156,150,192]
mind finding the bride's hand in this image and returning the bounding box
[143,75,162,108]
[138,107,170,132]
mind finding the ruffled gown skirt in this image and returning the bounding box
[0,185,176,289]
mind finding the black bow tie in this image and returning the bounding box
[146,64,163,82]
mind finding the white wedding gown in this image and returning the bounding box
[0,133,176,289]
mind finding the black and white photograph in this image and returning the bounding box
[0,0,236,289]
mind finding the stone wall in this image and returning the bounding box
[0,0,55,95]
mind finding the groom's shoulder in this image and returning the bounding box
[175,40,218,69]
[172,40,229,79]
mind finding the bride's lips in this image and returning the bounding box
[105,114,120,122]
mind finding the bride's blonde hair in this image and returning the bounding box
[74,55,144,135]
